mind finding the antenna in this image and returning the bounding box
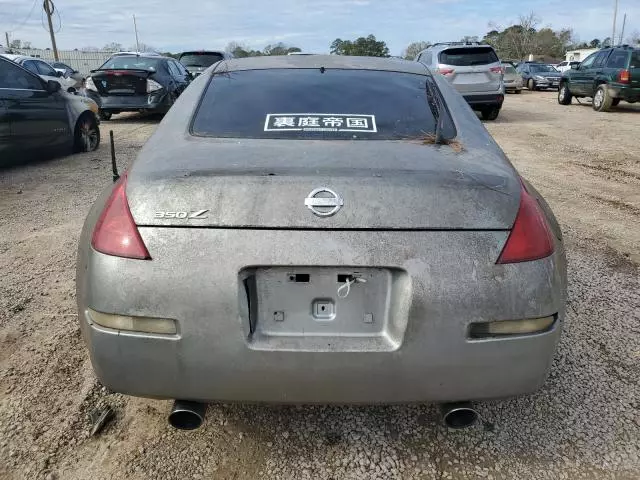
[110,131,120,183]
[133,15,140,53]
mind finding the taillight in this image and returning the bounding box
[436,68,455,76]
[497,182,554,264]
[91,175,151,260]
[490,66,504,74]
[147,79,163,93]
[85,77,97,92]
[618,69,630,84]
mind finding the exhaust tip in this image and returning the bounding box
[168,400,206,430]
[441,402,478,429]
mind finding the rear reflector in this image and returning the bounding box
[88,308,176,334]
[497,182,554,264]
[469,315,556,338]
[91,175,151,260]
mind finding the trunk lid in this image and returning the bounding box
[438,47,502,93]
[126,138,520,230]
[90,69,151,95]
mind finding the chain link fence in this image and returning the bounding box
[11,48,114,74]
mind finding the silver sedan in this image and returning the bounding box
[77,55,566,431]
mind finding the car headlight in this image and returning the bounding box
[85,76,97,92]
[535,75,545,81]
[146,79,163,93]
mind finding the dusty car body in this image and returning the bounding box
[77,55,566,427]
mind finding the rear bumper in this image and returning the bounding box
[607,84,640,101]
[88,91,170,113]
[77,229,566,404]
[462,93,505,110]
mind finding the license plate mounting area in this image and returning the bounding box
[239,267,410,352]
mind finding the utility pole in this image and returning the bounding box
[611,0,618,48]
[43,0,59,60]
[5,32,10,50]
[619,13,627,45]
[133,15,140,53]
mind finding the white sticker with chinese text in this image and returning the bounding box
[264,114,377,133]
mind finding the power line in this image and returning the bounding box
[6,0,39,33]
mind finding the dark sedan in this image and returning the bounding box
[517,63,562,91]
[85,54,191,120]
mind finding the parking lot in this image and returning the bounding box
[0,90,638,480]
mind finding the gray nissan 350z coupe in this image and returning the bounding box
[77,55,567,430]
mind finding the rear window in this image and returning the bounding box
[179,53,224,68]
[529,64,559,73]
[191,69,437,140]
[439,47,498,66]
[99,56,161,71]
[505,65,517,74]
[607,51,629,69]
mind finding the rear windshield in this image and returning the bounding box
[606,50,629,69]
[504,65,517,74]
[191,69,437,140]
[99,56,161,71]
[179,53,224,68]
[439,47,498,66]
[529,64,559,73]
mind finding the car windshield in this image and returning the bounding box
[439,47,498,66]
[53,62,71,70]
[99,56,161,71]
[179,53,224,67]
[530,64,559,73]
[192,69,437,140]
[504,65,517,74]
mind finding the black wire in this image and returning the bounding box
[7,0,39,33]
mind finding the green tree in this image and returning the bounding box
[263,43,302,56]
[589,38,601,48]
[403,41,431,60]
[330,35,390,57]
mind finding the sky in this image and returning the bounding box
[1,0,638,55]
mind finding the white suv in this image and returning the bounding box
[416,42,504,120]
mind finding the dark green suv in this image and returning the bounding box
[558,46,640,111]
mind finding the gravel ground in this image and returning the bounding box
[0,93,639,480]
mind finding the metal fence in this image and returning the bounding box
[11,49,113,74]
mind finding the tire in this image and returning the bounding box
[592,85,613,112]
[99,110,112,121]
[558,84,572,105]
[481,107,500,121]
[611,98,621,107]
[527,79,536,91]
[73,113,101,153]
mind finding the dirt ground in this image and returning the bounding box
[0,91,638,480]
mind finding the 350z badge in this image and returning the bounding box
[154,209,209,219]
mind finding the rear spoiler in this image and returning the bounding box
[89,68,154,75]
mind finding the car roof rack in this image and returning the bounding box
[431,41,482,47]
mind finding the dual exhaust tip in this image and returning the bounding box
[168,400,478,431]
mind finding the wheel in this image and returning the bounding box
[99,110,112,121]
[481,107,500,121]
[74,113,101,153]
[592,85,613,112]
[611,98,621,107]
[527,79,536,90]
[558,84,572,105]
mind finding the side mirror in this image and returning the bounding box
[571,64,579,70]
[56,70,64,77]
[46,80,61,94]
